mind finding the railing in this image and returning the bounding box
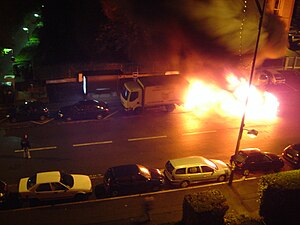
[284,56,300,70]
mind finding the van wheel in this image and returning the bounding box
[243,169,250,176]
[180,180,189,188]
[166,104,175,112]
[134,107,142,114]
[217,175,226,182]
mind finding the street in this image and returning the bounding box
[1,78,300,190]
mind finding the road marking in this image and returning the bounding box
[15,146,57,153]
[128,135,167,142]
[182,130,217,136]
[73,140,113,147]
[31,118,54,125]
[104,110,119,119]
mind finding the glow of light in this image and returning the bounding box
[183,72,279,121]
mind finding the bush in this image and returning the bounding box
[259,170,300,225]
[182,189,229,225]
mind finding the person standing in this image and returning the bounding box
[21,134,31,159]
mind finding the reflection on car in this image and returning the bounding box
[282,143,300,168]
[7,100,49,123]
[164,156,231,188]
[18,171,92,202]
[0,180,8,205]
[103,164,164,197]
[230,148,284,176]
[57,99,109,121]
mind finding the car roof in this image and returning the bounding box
[291,144,300,150]
[168,156,211,167]
[36,171,61,184]
[110,164,140,177]
[239,148,262,156]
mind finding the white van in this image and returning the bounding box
[164,156,231,188]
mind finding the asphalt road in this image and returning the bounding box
[0,75,300,202]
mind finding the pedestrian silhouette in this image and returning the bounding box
[21,134,31,159]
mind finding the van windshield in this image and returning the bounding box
[165,161,174,173]
[121,87,129,100]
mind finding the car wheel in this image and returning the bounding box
[96,114,103,120]
[166,104,175,112]
[217,175,226,182]
[29,198,40,207]
[111,189,119,197]
[75,193,88,201]
[273,167,281,173]
[39,115,46,121]
[243,169,250,176]
[66,117,72,121]
[180,180,189,188]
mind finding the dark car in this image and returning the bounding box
[230,148,284,176]
[282,144,300,167]
[103,164,165,197]
[7,100,49,122]
[57,99,109,121]
[0,180,8,205]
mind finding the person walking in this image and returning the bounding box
[21,134,31,159]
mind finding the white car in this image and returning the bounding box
[164,156,231,188]
[18,171,92,201]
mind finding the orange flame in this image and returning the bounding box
[183,73,279,121]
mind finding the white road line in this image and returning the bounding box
[182,130,217,136]
[73,140,113,147]
[31,118,54,125]
[15,146,57,153]
[104,110,119,119]
[128,135,167,142]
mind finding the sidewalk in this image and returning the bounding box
[0,178,261,225]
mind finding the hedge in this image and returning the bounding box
[182,189,229,225]
[259,169,300,225]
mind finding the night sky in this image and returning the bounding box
[1,0,299,81]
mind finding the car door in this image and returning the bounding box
[131,174,149,194]
[186,166,202,183]
[200,166,216,182]
[34,183,53,200]
[51,182,71,199]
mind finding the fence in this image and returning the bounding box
[284,56,300,70]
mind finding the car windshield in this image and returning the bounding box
[27,175,37,189]
[138,165,151,179]
[203,158,218,170]
[235,152,247,163]
[60,171,74,187]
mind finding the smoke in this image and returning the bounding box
[101,0,288,82]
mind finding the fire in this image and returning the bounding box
[183,73,279,121]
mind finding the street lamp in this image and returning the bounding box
[228,0,266,186]
[23,27,29,41]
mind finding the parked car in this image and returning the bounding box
[0,180,8,205]
[257,70,286,86]
[18,171,92,202]
[7,100,49,122]
[282,143,300,168]
[103,164,165,197]
[164,156,231,188]
[57,99,109,121]
[230,148,284,176]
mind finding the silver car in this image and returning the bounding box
[164,156,231,188]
